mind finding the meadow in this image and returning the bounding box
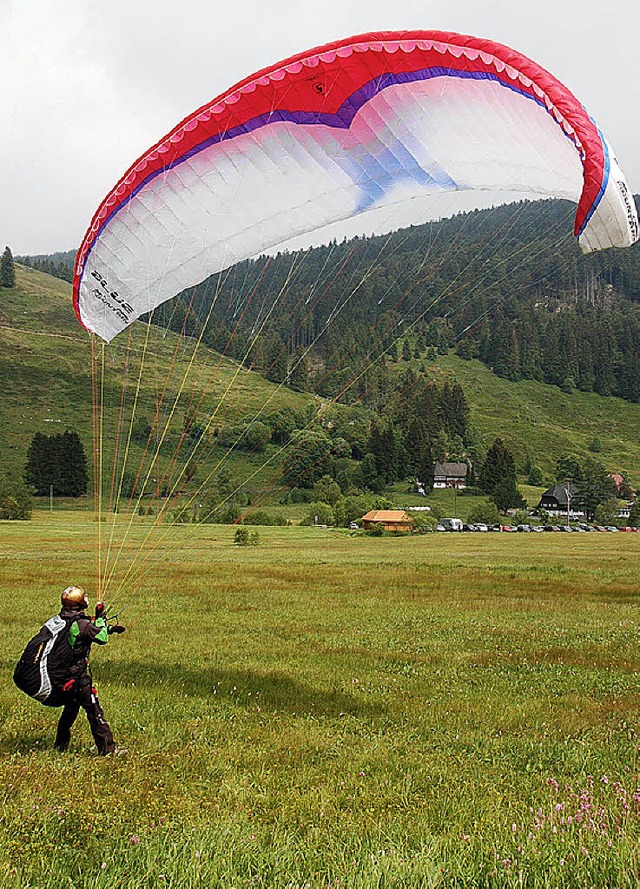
[1,514,639,888]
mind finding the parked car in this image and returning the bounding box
[501,525,516,532]
[516,524,531,532]
[475,523,489,532]
[490,524,502,532]
[462,523,476,532]
[441,517,464,532]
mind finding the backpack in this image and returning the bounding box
[13,614,79,705]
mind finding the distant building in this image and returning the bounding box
[618,502,634,522]
[360,510,414,533]
[537,482,585,519]
[432,462,468,489]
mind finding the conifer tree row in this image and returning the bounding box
[24,431,88,497]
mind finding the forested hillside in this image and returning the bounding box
[17,248,76,283]
[3,197,639,514]
[151,198,640,406]
[0,256,640,510]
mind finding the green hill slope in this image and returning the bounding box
[424,355,640,487]
[1,264,638,504]
[0,266,313,498]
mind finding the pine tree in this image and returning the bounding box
[404,417,434,490]
[288,348,310,391]
[479,438,522,511]
[23,430,88,496]
[1,246,15,288]
[24,432,50,495]
[60,430,89,496]
[264,336,288,384]
[573,457,618,521]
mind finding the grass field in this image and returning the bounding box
[1,513,640,887]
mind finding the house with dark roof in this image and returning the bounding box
[432,462,468,489]
[537,481,585,519]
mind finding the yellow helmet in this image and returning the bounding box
[61,585,88,611]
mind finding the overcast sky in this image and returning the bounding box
[1,0,638,256]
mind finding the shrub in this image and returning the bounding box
[527,464,544,486]
[234,527,250,546]
[199,503,240,524]
[301,501,334,526]
[467,500,501,525]
[0,477,32,520]
[411,514,438,534]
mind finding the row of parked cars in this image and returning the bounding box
[514,523,634,532]
[436,521,637,533]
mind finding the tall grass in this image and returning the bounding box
[1,515,639,887]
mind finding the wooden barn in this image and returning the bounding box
[360,510,414,533]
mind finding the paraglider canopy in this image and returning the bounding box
[73,30,639,342]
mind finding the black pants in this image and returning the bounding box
[52,677,115,755]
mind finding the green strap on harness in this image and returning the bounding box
[68,618,109,649]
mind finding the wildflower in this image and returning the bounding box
[130,835,140,846]
[101,863,107,870]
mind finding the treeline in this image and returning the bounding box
[149,197,640,403]
[278,375,471,494]
[18,250,75,283]
[461,301,639,401]
[171,376,474,524]
[22,197,640,406]
[24,430,88,496]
